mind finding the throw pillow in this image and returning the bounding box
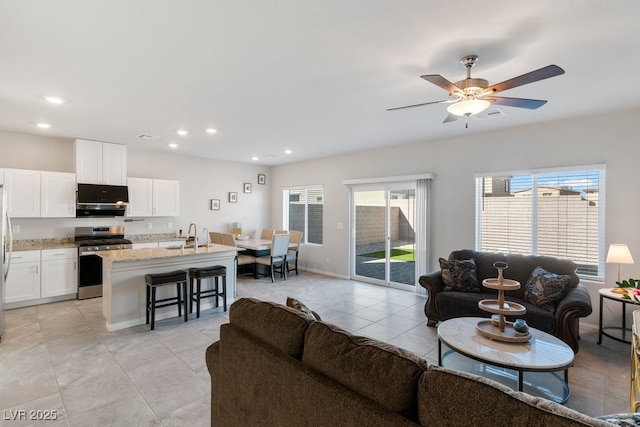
[523,266,572,312]
[286,297,322,320]
[439,258,480,292]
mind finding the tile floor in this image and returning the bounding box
[0,272,630,426]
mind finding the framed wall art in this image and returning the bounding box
[244,182,252,193]
[258,174,266,185]
[211,199,220,210]
[228,192,237,203]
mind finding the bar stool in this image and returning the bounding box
[144,270,188,330]
[187,265,227,318]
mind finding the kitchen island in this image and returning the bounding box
[99,244,238,331]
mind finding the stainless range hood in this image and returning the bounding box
[76,184,129,217]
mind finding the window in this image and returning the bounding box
[475,166,605,278]
[283,186,323,245]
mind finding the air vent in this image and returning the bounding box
[136,134,159,140]
[473,109,506,120]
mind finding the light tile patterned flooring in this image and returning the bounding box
[0,272,630,426]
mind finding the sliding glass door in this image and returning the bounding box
[352,184,416,288]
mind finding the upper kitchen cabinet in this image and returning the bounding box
[4,168,40,217]
[127,178,180,217]
[153,179,180,217]
[41,171,76,217]
[75,139,127,185]
[127,177,153,217]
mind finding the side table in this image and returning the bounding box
[598,288,640,344]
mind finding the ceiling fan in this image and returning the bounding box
[388,55,565,127]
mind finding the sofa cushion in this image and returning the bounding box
[524,267,572,312]
[229,298,312,359]
[440,258,480,292]
[418,366,611,427]
[302,321,428,421]
[286,296,322,320]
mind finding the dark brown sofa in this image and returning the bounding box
[419,249,593,353]
[205,297,608,426]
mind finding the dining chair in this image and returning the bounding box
[286,230,303,275]
[260,228,275,240]
[256,233,290,282]
[221,233,256,276]
[209,232,223,244]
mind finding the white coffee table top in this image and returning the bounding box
[438,317,574,371]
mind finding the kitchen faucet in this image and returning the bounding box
[187,222,197,249]
[202,227,210,245]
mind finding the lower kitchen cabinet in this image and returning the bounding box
[4,250,41,303]
[5,248,78,305]
[41,248,78,298]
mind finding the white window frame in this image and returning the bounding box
[282,185,324,246]
[475,164,606,280]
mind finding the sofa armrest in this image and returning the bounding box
[554,284,593,353]
[419,271,445,326]
[206,341,221,425]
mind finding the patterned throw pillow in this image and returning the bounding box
[286,297,322,320]
[523,266,572,312]
[439,258,480,292]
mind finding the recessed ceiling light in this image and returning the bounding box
[36,122,51,129]
[169,143,179,148]
[44,96,65,104]
[251,156,259,161]
[284,149,292,155]
[177,130,188,136]
[206,128,217,134]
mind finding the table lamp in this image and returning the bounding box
[606,243,634,283]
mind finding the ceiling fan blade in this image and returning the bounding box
[443,113,459,123]
[420,74,462,95]
[487,96,548,109]
[483,65,565,95]
[387,99,450,111]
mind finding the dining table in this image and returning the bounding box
[234,239,274,257]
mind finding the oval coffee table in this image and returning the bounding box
[437,317,575,403]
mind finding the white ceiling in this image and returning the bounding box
[1,1,639,165]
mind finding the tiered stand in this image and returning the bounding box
[475,263,531,343]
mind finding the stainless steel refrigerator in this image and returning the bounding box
[1,185,14,342]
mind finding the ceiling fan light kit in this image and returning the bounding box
[388,54,565,127]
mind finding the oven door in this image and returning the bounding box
[78,252,103,299]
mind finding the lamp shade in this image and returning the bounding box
[606,244,635,264]
[447,99,490,117]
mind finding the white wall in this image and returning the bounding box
[0,130,272,241]
[271,107,640,326]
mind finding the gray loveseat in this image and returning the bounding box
[205,297,608,426]
[419,249,593,353]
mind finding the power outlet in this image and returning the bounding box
[147,222,153,230]
[12,225,20,233]
[167,222,173,229]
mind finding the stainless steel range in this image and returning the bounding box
[75,226,132,299]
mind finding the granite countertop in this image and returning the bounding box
[99,243,237,262]
[126,233,187,243]
[13,238,77,252]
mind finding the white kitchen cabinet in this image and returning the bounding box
[4,250,41,303]
[127,177,154,217]
[132,242,158,249]
[158,240,184,248]
[127,178,180,217]
[75,139,127,185]
[41,248,77,298]
[40,171,76,217]
[4,168,41,217]
[0,168,4,185]
[153,179,180,217]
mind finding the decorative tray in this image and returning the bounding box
[482,278,520,290]
[478,300,526,315]
[475,320,531,343]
